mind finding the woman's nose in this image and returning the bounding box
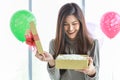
[69,25,74,30]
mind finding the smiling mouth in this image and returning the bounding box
[68,30,76,34]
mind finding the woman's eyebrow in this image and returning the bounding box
[72,21,79,23]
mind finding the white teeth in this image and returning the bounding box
[68,31,75,34]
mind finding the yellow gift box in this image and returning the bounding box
[55,54,88,69]
[30,21,43,54]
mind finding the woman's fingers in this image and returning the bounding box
[35,51,44,61]
[89,57,93,65]
[74,57,95,75]
[35,51,53,61]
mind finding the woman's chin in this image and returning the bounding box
[68,36,76,40]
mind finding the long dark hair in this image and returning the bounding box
[53,3,94,76]
[54,3,93,59]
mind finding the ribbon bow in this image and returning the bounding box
[25,30,35,46]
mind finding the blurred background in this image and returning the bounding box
[0,0,120,80]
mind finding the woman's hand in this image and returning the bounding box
[35,51,55,67]
[75,57,96,77]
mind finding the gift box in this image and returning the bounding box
[30,21,43,54]
[55,54,88,69]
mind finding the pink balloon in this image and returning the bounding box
[100,11,120,39]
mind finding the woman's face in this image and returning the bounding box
[64,15,80,40]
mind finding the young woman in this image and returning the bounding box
[35,2,100,80]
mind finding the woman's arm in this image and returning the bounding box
[85,39,100,80]
[47,39,61,80]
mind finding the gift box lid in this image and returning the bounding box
[30,21,43,54]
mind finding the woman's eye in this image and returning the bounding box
[73,23,77,25]
[64,23,68,26]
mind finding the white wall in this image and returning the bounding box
[0,0,29,80]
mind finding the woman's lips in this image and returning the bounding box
[68,31,76,34]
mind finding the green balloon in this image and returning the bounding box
[10,10,36,42]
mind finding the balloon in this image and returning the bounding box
[10,10,36,42]
[100,11,120,39]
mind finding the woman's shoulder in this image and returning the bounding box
[93,39,99,46]
[49,39,55,55]
[49,39,55,44]
[92,39,99,52]
[90,39,99,51]
[88,39,99,57]
[49,39,55,47]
